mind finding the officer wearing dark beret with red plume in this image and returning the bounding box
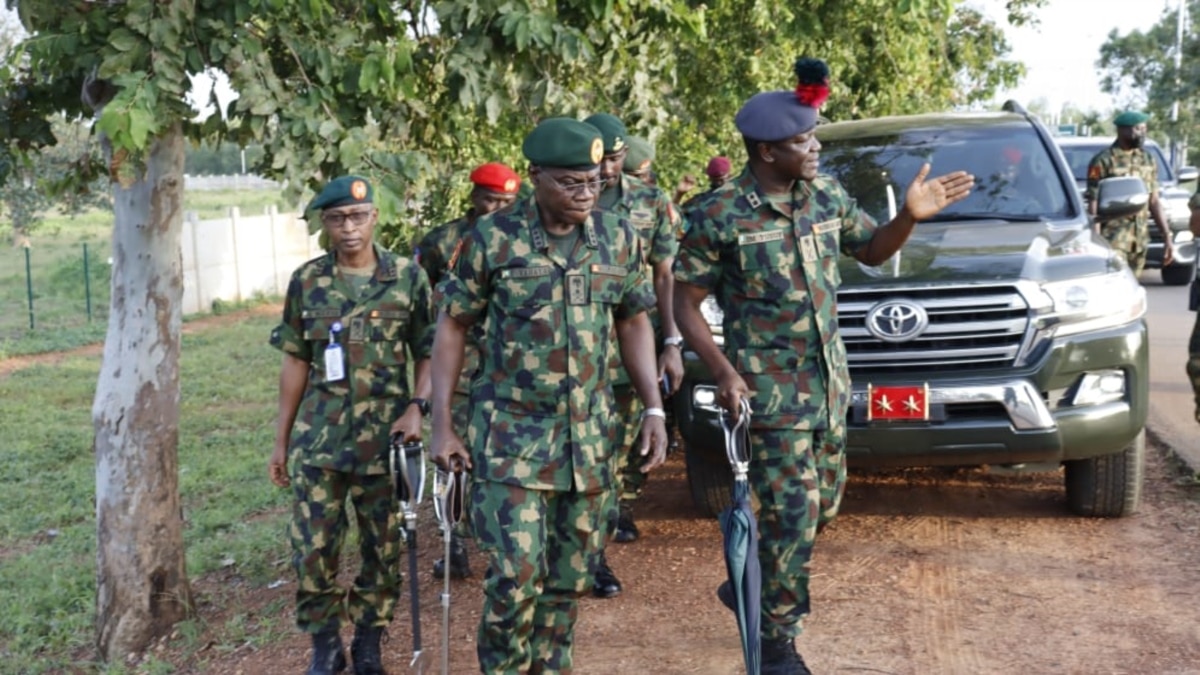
[674,57,975,674]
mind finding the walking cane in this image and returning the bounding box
[433,460,467,675]
[391,435,431,673]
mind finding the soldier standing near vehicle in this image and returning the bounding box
[673,58,974,674]
[268,175,434,675]
[428,117,670,673]
[1086,110,1175,275]
[415,161,521,581]
[1187,190,1200,423]
[583,111,684,599]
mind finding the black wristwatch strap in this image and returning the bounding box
[409,398,430,416]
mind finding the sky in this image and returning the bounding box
[981,0,1180,115]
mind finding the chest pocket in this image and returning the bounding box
[811,218,842,259]
[590,264,627,305]
[630,211,656,245]
[301,308,342,343]
[736,227,801,299]
[495,266,557,343]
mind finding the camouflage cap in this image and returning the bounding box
[623,136,655,172]
[307,175,373,212]
[583,112,628,154]
[1113,110,1150,127]
[522,118,604,169]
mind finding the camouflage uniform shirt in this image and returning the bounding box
[601,174,680,385]
[270,243,434,474]
[416,213,485,394]
[674,166,876,430]
[1085,143,1159,251]
[436,197,656,493]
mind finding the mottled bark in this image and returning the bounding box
[93,122,193,661]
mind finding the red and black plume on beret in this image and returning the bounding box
[793,57,830,109]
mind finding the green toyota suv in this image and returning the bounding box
[676,104,1150,519]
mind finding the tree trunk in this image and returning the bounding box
[93,123,193,662]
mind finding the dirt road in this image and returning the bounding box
[169,434,1200,675]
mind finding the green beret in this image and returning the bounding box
[307,175,373,212]
[623,136,655,172]
[1113,111,1150,127]
[583,112,628,154]
[522,118,604,169]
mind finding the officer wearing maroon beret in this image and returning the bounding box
[414,162,521,580]
[674,57,975,674]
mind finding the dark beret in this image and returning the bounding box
[307,175,373,212]
[623,136,655,172]
[735,90,820,142]
[1113,111,1150,127]
[522,118,604,169]
[583,113,628,154]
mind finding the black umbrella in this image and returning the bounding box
[391,435,431,673]
[719,399,760,675]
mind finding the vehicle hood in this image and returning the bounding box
[839,220,1119,286]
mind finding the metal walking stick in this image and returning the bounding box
[391,434,431,673]
[432,460,467,675]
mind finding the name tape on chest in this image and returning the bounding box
[590,263,628,277]
[738,229,787,246]
[499,266,554,279]
[812,218,841,234]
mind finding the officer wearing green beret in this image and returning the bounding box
[582,112,685,599]
[269,175,434,675]
[1085,110,1174,276]
[622,135,656,183]
[429,117,670,673]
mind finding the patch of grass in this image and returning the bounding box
[0,312,293,671]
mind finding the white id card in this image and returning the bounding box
[324,343,345,382]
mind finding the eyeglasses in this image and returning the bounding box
[321,209,374,229]
[545,174,606,196]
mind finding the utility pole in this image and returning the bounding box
[1171,0,1185,168]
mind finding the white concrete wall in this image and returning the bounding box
[181,206,320,315]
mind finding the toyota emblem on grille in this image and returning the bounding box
[865,300,928,343]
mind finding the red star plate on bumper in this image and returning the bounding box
[867,383,930,422]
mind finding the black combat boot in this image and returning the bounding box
[761,636,812,675]
[432,529,474,579]
[306,628,347,675]
[613,500,639,543]
[350,624,387,675]
[592,550,622,598]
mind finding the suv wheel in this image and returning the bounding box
[1161,262,1194,286]
[1063,429,1145,517]
[684,446,733,518]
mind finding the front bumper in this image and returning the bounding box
[675,319,1148,469]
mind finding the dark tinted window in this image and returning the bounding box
[818,123,1073,223]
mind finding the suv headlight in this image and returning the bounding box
[1038,272,1146,338]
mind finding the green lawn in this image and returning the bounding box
[1,188,294,359]
[0,306,293,673]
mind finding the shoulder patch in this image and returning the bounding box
[1087,164,1102,181]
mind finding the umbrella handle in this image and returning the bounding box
[720,398,752,473]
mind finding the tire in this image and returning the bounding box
[684,445,733,519]
[1063,429,1145,517]
[1161,262,1194,286]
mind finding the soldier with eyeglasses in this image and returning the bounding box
[268,175,435,675]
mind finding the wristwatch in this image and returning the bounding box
[663,336,685,349]
[408,398,430,416]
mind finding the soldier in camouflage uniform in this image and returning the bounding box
[415,162,522,581]
[429,117,670,674]
[1187,190,1200,423]
[582,112,684,599]
[1085,110,1175,276]
[673,58,974,675]
[268,175,434,675]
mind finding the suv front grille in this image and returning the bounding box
[838,285,1029,375]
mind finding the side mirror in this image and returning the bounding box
[1177,166,1198,183]
[1095,176,1149,221]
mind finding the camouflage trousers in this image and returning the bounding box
[471,479,606,674]
[1187,311,1200,424]
[290,463,401,632]
[1100,219,1149,275]
[748,425,847,640]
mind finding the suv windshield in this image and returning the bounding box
[818,122,1074,222]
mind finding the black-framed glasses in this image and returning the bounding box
[321,209,374,229]
[546,175,605,196]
